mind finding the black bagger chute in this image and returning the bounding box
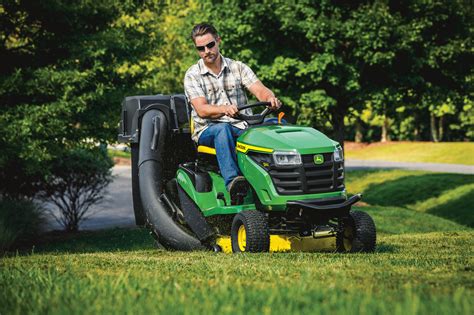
[118,95,208,251]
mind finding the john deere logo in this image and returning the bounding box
[313,154,324,165]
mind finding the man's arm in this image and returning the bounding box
[184,70,238,119]
[190,97,239,119]
[248,80,281,110]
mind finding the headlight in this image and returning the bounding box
[334,146,344,162]
[273,151,302,166]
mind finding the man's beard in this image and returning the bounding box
[204,53,217,63]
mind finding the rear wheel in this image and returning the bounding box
[231,210,269,253]
[336,211,376,253]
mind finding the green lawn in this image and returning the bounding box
[1,169,473,314]
[1,229,472,315]
[345,141,474,165]
[346,170,474,227]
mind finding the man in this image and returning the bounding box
[184,23,281,201]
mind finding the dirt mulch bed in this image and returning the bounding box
[113,157,131,166]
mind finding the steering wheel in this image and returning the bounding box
[235,102,274,125]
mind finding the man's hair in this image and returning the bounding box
[191,23,219,42]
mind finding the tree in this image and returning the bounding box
[206,1,403,145]
[390,0,473,142]
[207,0,473,144]
[0,1,156,198]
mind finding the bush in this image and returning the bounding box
[37,146,114,232]
[0,198,46,253]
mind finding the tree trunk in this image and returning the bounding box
[438,115,444,141]
[413,112,421,141]
[381,115,391,142]
[430,113,439,142]
[331,110,346,148]
[355,119,364,143]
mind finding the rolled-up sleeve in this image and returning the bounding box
[184,71,206,101]
[238,61,259,89]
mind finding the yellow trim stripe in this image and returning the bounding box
[236,142,274,154]
[197,145,216,155]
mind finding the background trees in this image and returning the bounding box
[0,0,472,203]
[205,0,473,145]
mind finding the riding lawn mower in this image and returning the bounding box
[118,94,376,253]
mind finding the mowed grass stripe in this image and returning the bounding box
[346,170,474,227]
[345,142,474,165]
[357,206,470,235]
[1,232,472,315]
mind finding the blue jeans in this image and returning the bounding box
[198,123,244,188]
[198,119,286,189]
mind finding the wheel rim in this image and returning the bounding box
[237,224,247,252]
[343,225,354,251]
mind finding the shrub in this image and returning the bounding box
[37,147,114,232]
[0,198,46,253]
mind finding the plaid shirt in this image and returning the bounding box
[184,55,259,142]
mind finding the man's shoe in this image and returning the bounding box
[227,176,249,205]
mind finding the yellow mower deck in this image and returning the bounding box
[216,234,336,253]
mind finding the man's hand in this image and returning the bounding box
[221,104,239,118]
[267,96,282,110]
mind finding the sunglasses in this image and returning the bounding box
[196,40,216,52]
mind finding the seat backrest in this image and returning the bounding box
[171,94,191,131]
[180,96,216,156]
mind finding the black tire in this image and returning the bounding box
[231,210,269,253]
[336,211,376,253]
[131,143,146,226]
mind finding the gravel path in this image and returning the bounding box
[45,160,473,231]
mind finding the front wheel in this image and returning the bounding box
[336,211,376,253]
[231,211,269,253]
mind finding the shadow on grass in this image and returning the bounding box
[360,173,474,227]
[375,242,399,253]
[12,227,403,255]
[14,228,156,254]
[427,188,474,227]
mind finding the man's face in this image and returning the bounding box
[194,33,220,64]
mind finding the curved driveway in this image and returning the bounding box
[46,160,473,231]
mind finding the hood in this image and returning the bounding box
[237,125,338,155]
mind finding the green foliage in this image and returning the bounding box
[107,148,131,159]
[0,1,472,198]
[0,1,157,198]
[200,1,473,143]
[0,198,45,252]
[456,97,474,139]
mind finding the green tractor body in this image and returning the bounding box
[179,124,346,215]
